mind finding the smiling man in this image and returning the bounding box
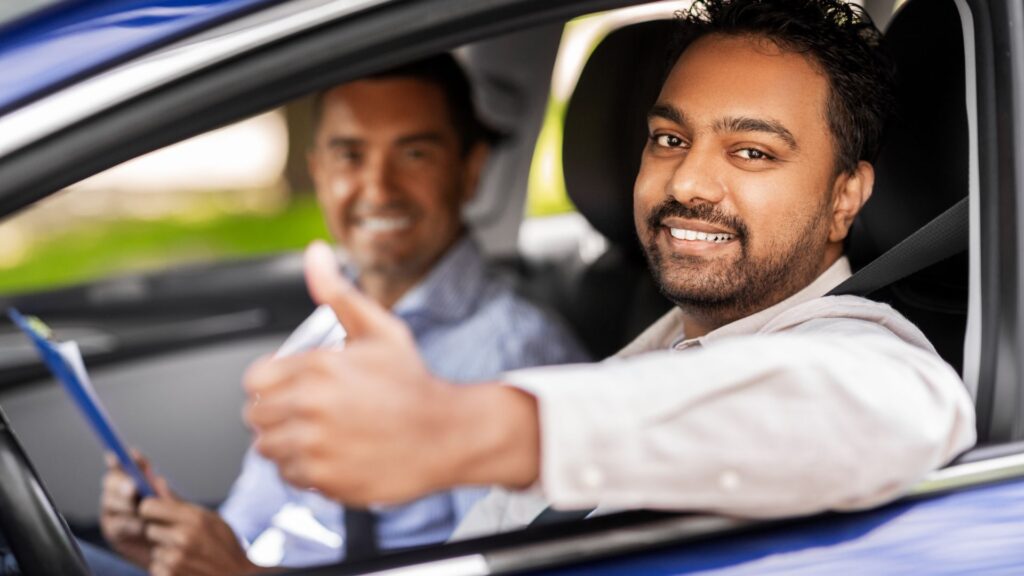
[636,30,862,339]
[243,0,976,538]
[95,54,588,575]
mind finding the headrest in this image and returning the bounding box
[563,20,677,250]
[848,0,967,271]
[846,0,968,321]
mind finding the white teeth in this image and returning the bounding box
[669,228,735,243]
[361,216,412,232]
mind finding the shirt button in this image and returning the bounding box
[719,470,741,492]
[580,466,604,489]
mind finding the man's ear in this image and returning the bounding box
[829,160,874,243]
[460,141,490,205]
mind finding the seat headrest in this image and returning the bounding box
[563,20,677,250]
[848,0,967,272]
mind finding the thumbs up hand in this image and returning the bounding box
[243,241,462,505]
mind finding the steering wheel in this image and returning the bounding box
[0,406,90,575]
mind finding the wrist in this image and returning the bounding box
[439,382,541,490]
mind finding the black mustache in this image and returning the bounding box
[645,200,748,239]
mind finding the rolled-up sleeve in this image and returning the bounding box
[506,325,976,518]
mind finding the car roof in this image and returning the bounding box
[0,0,281,115]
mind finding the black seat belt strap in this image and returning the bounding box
[828,196,968,297]
[343,507,379,561]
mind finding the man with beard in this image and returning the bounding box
[242,0,976,537]
[94,54,588,575]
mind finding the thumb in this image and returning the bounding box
[152,475,177,502]
[303,240,403,341]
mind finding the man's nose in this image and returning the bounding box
[667,144,726,205]
[360,154,397,202]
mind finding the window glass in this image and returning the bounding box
[0,109,329,295]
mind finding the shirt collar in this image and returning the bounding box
[670,255,853,350]
[389,236,485,325]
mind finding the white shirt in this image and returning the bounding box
[453,256,977,539]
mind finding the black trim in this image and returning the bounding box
[0,252,315,392]
[971,0,1000,443]
[970,0,1024,443]
[0,408,89,576]
[952,440,1024,464]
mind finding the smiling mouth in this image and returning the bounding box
[667,227,736,243]
[357,216,413,233]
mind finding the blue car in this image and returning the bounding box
[0,0,1020,574]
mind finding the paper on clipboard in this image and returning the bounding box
[274,304,346,358]
[7,308,156,498]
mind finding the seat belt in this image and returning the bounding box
[343,507,379,561]
[527,196,969,529]
[828,196,968,296]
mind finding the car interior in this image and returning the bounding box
[0,0,1002,572]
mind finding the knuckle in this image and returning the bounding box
[295,432,318,454]
[242,360,269,392]
[311,350,334,371]
[164,547,183,566]
[123,518,144,537]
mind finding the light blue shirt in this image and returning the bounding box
[218,238,589,568]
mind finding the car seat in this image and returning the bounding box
[558,20,677,359]
[559,0,969,370]
[849,0,969,374]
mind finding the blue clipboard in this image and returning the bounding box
[8,308,156,498]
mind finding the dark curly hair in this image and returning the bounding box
[669,0,896,175]
[311,53,500,156]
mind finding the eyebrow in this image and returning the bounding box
[325,132,447,148]
[395,132,446,146]
[714,116,799,151]
[326,136,363,148]
[648,103,687,126]
[647,103,799,152]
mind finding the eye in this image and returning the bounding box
[331,148,362,165]
[653,134,685,148]
[404,147,429,160]
[398,145,440,165]
[735,148,775,161]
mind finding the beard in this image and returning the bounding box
[640,198,832,327]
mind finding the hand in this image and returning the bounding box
[139,477,260,576]
[243,241,457,505]
[243,241,542,506]
[99,450,158,568]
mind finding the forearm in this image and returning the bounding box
[503,333,975,517]
[434,382,541,490]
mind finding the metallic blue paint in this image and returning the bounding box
[0,0,281,115]
[537,479,1024,575]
